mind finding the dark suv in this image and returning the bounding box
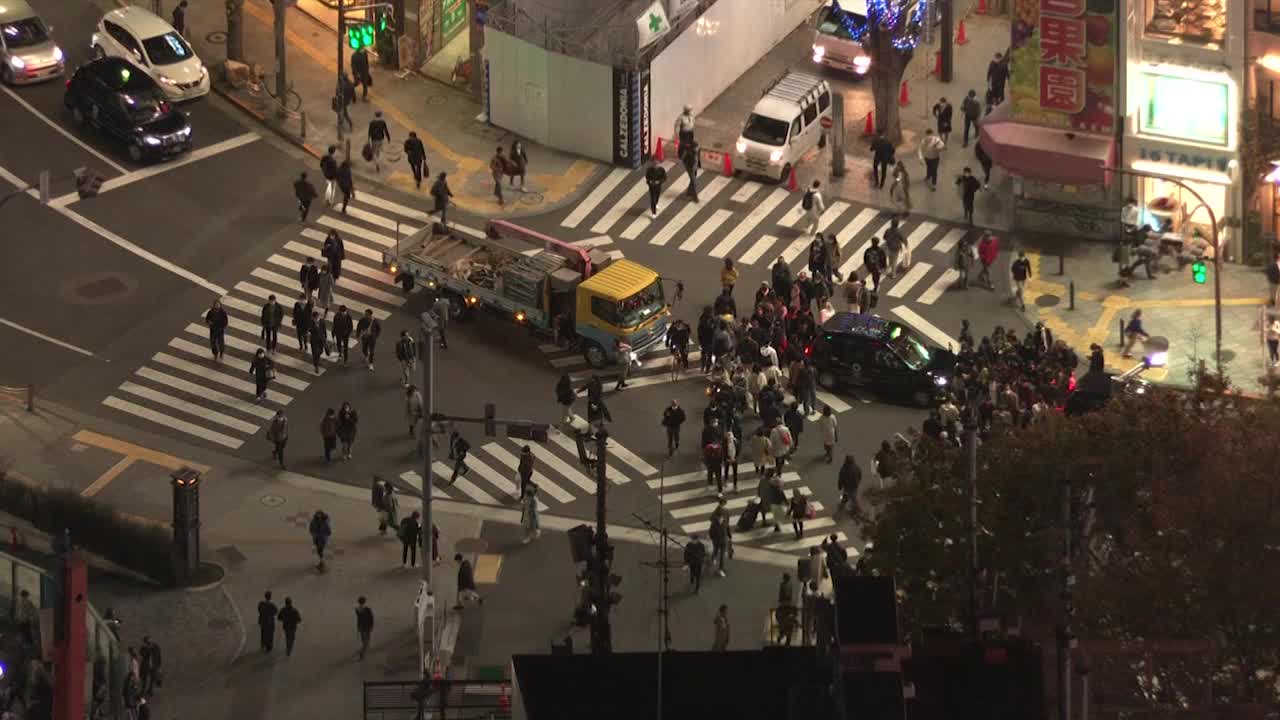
[811,312,956,406]
[64,56,191,163]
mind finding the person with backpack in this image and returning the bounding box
[395,330,417,388]
[683,535,707,593]
[662,399,686,456]
[645,158,667,216]
[320,145,339,205]
[802,180,826,234]
[448,432,470,483]
[702,419,725,490]
[863,237,887,292]
[357,309,381,371]
[961,89,983,147]
[308,511,331,570]
[431,172,453,225]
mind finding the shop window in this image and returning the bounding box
[1138,70,1230,146]
[1257,0,1280,32]
[1145,0,1226,45]
[1141,176,1227,239]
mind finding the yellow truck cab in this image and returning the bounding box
[575,259,670,368]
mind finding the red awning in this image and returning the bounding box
[979,104,1115,186]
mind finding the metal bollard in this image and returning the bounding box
[26,384,34,412]
[1119,318,1125,347]
[300,111,307,139]
[1069,281,1075,310]
[1058,254,1065,275]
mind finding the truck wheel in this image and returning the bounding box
[778,163,792,184]
[911,389,932,407]
[583,342,608,369]
[447,294,467,320]
[396,272,414,292]
[817,369,838,391]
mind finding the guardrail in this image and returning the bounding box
[363,679,511,720]
[0,383,34,412]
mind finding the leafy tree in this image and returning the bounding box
[829,0,924,145]
[860,382,1280,707]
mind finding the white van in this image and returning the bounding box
[812,0,871,76]
[734,71,832,183]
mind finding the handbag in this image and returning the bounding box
[361,143,374,162]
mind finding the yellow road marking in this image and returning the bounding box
[81,456,137,498]
[474,553,503,584]
[72,429,211,473]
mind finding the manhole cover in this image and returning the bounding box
[425,94,449,106]
[206,31,226,44]
[59,272,137,306]
[70,443,88,452]
[1035,294,1060,308]
[79,276,126,298]
[518,191,544,206]
[261,494,285,507]
[1147,335,1171,352]
[455,537,488,553]
[1217,349,1236,363]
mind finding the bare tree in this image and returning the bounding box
[226,0,245,63]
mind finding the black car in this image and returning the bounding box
[811,312,955,406]
[64,56,191,163]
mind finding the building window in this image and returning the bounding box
[1141,175,1227,238]
[1138,69,1231,147]
[1257,0,1280,33]
[1145,0,1226,45]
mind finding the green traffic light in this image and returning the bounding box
[1191,261,1207,284]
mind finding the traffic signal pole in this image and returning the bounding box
[417,312,437,678]
[591,430,613,655]
[273,0,287,117]
[336,0,346,140]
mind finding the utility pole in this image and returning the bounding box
[965,389,980,642]
[416,311,438,678]
[336,0,346,140]
[1057,472,1075,720]
[940,0,954,82]
[590,430,613,655]
[273,0,287,116]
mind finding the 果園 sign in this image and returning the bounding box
[1009,0,1116,133]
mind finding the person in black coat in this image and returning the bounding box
[870,134,895,188]
[404,131,427,189]
[356,309,381,370]
[350,46,372,100]
[294,171,318,222]
[783,402,804,454]
[431,172,453,225]
[205,299,228,361]
[837,455,862,510]
[277,598,302,656]
[320,145,339,204]
[256,592,278,652]
[299,257,320,300]
[555,373,575,422]
[322,230,345,280]
[260,294,284,353]
[662,400,686,456]
[332,305,353,364]
[666,318,691,370]
[696,307,716,374]
[249,349,274,401]
[292,294,313,351]
[308,311,327,374]
[337,159,355,214]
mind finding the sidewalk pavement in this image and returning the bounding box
[166,0,602,217]
[1012,236,1277,394]
[691,2,1011,231]
[0,398,792,720]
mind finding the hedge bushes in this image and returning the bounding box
[0,472,173,585]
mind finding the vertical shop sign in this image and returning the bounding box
[441,0,467,41]
[639,68,652,163]
[1009,0,1115,132]
[612,67,646,167]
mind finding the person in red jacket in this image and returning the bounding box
[976,231,1000,290]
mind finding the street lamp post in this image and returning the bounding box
[1110,168,1223,372]
[416,311,438,679]
[336,0,346,140]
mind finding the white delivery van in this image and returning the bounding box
[735,71,832,183]
[812,0,871,76]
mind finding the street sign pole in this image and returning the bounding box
[417,311,438,677]
[273,0,287,117]
[590,430,613,655]
[336,0,346,140]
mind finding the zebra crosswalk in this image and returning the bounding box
[99,188,435,449]
[558,169,984,351]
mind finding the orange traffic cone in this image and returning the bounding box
[787,166,798,191]
[499,685,511,711]
[654,137,665,162]
[722,151,733,177]
[956,20,969,45]
[976,0,988,14]
[931,51,942,76]
[899,80,910,106]
[863,111,874,136]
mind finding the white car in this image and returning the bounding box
[91,6,207,101]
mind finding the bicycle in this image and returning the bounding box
[248,66,302,114]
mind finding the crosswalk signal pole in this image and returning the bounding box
[336,0,346,140]
[590,430,613,655]
[417,311,438,678]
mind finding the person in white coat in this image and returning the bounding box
[750,428,772,477]
[802,180,826,234]
[816,405,838,463]
[521,484,541,542]
[674,105,696,148]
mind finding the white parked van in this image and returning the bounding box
[812,0,871,76]
[734,71,832,183]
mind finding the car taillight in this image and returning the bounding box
[803,344,812,356]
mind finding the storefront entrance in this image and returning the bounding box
[421,0,472,84]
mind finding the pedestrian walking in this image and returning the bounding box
[139,636,162,695]
[674,104,697,148]
[205,299,227,361]
[784,401,804,453]
[977,231,1000,290]
[404,132,427,189]
[708,500,733,577]
[395,330,417,387]
[817,405,838,463]
[555,373,575,423]
[316,265,334,313]
[1121,309,1150,359]
[837,454,862,510]
[309,510,331,568]
[684,534,707,593]
[975,141,993,186]
[662,399,686,456]
[249,348,274,402]
[614,338,632,390]
[680,137,700,201]
[399,511,421,567]
[336,401,359,459]
[367,111,390,172]
[357,309,381,371]
[332,305,353,364]
[354,597,374,660]
[956,235,974,289]
[299,257,319,301]
[870,133,895,188]
[405,384,423,439]
[884,220,904,279]
[256,591,278,652]
[430,172,453,225]
[490,146,506,206]
[171,0,187,35]
[712,604,730,651]
[957,167,982,225]
[987,52,1009,106]
[260,294,283,354]
[863,237,887,292]
[383,482,400,535]
[266,410,288,468]
[720,257,739,295]
[723,426,740,491]
[432,295,450,349]
[750,428,772,480]
[337,158,354,214]
[448,432,470,483]
[802,180,825,234]
[889,161,912,216]
[702,420,725,490]
[1010,250,1032,311]
[454,553,483,609]
[789,489,809,540]
[337,72,355,130]
[292,293,313,350]
[1267,318,1280,366]
[1267,251,1280,307]
[294,172,318,222]
[645,158,666,215]
[277,598,301,656]
[961,89,982,147]
[320,145,339,204]
[322,229,345,280]
[517,445,535,498]
[509,139,528,189]
[320,408,337,462]
[917,129,945,190]
[520,484,540,543]
[308,311,328,373]
[932,97,953,145]
[351,45,372,100]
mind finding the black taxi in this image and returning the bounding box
[811,312,956,406]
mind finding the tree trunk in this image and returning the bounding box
[866,27,912,146]
[226,0,245,63]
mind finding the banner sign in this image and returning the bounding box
[612,67,651,168]
[636,1,671,49]
[1008,0,1116,133]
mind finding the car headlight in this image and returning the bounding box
[769,149,783,163]
[199,64,208,78]
[735,139,746,154]
[177,126,191,137]
[53,46,64,63]
[157,74,178,86]
[142,135,162,146]
[9,56,25,70]
[933,375,948,387]
[812,44,825,62]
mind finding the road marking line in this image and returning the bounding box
[738,234,782,266]
[183,323,326,372]
[680,209,734,252]
[342,205,419,235]
[119,380,259,434]
[315,215,396,247]
[483,443,575,503]
[571,236,613,249]
[669,479,806,519]
[546,431,630,485]
[0,86,128,174]
[350,188,433,222]
[456,454,547,510]
[0,316,98,359]
[80,456,137,498]
[905,220,938,250]
[918,269,960,305]
[590,171,657,234]
[648,175,731,247]
[243,273,392,318]
[827,208,878,249]
[890,305,959,350]
[50,133,262,207]
[887,261,932,298]
[152,351,293,404]
[430,460,500,505]
[647,467,761,490]
[397,470,452,500]
[215,308,270,340]
[779,235,811,264]
[70,429,211,472]
[297,228,384,262]
[103,395,243,449]
[562,167,629,228]
[764,530,846,552]
[218,295,272,324]
[135,366,275,419]
[933,227,966,254]
[621,166,697,239]
[711,188,789,260]
[730,182,761,203]
[598,435,656,477]
[281,241,394,284]
[264,254,403,305]
[814,390,852,414]
[169,336,311,390]
[524,443,596,495]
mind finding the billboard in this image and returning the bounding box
[1009,0,1116,133]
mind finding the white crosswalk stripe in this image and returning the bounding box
[648,176,732,247]
[709,188,788,260]
[135,366,275,419]
[103,396,244,448]
[886,261,932,298]
[316,215,396,247]
[620,165,693,239]
[118,380,259,434]
[562,168,629,228]
[680,209,734,252]
[591,172,657,234]
[430,461,500,505]
[282,241,397,285]
[451,455,548,510]
[738,234,782,266]
[918,269,960,305]
[891,305,959,350]
[264,254,404,305]
[397,470,453,500]
[933,227,967,254]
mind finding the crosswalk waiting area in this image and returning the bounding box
[100,189,438,449]
[561,164,979,351]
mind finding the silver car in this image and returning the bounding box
[0,0,65,86]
